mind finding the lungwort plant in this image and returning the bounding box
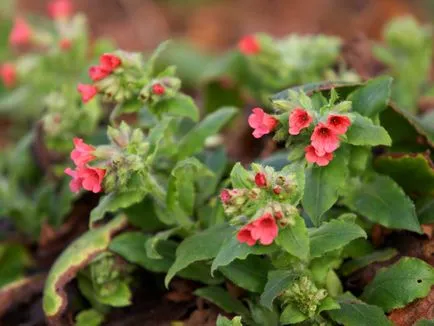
[0,3,433,325]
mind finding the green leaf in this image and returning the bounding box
[165,224,234,287]
[75,309,104,326]
[43,216,127,319]
[230,162,254,189]
[351,76,392,117]
[340,248,398,276]
[147,116,176,160]
[90,191,145,227]
[417,197,434,224]
[346,113,392,146]
[416,320,434,326]
[216,315,243,326]
[177,107,237,159]
[374,152,434,194]
[211,236,277,274]
[109,232,173,273]
[280,303,308,325]
[309,219,366,258]
[328,294,392,326]
[302,147,349,225]
[220,256,270,293]
[361,257,434,312]
[194,286,249,316]
[154,93,199,122]
[276,214,309,261]
[271,81,361,100]
[342,173,421,233]
[260,270,299,309]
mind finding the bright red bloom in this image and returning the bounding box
[237,225,256,246]
[220,189,231,204]
[326,114,351,135]
[100,54,121,72]
[71,137,95,166]
[59,38,72,50]
[289,108,313,135]
[77,84,98,103]
[238,35,260,55]
[89,65,110,81]
[250,213,278,245]
[310,123,340,156]
[65,165,105,193]
[9,17,31,46]
[254,172,267,187]
[248,108,278,139]
[0,63,17,88]
[305,145,333,166]
[152,83,165,95]
[48,0,73,19]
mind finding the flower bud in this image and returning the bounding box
[254,172,267,187]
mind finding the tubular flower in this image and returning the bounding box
[289,108,313,135]
[100,54,122,72]
[238,35,260,55]
[89,66,110,81]
[77,84,98,103]
[0,63,17,88]
[326,114,351,135]
[237,224,256,246]
[310,123,340,156]
[250,213,279,245]
[48,0,73,19]
[9,17,32,46]
[65,166,105,193]
[305,145,333,166]
[71,137,95,166]
[248,108,278,139]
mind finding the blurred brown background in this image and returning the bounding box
[16,0,431,52]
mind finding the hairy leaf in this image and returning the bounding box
[351,76,392,117]
[346,113,392,146]
[276,214,309,260]
[194,286,249,316]
[260,270,299,309]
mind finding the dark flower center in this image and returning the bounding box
[319,127,329,135]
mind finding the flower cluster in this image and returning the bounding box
[248,107,351,166]
[77,53,122,103]
[64,138,105,193]
[221,167,299,246]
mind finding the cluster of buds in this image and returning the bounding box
[221,165,299,246]
[138,76,181,104]
[281,276,328,318]
[248,106,352,166]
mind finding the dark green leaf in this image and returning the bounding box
[351,76,392,117]
[154,94,199,122]
[276,214,309,261]
[417,197,434,224]
[260,270,299,309]
[216,315,243,326]
[340,248,398,276]
[361,257,434,312]
[342,173,421,233]
[280,303,307,325]
[194,286,249,316]
[346,113,392,146]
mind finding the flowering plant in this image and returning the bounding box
[0,4,433,325]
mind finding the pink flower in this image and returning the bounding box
[71,137,95,166]
[305,145,333,166]
[152,83,165,95]
[48,0,73,19]
[254,173,267,187]
[289,108,313,135]
[100,54,121,72]
[326,114,351,135]
[238,35,260,55]
[77,84,98,103]
[250,213,278,245]
[237,225,256,246]
[64,165,105,193]
[0,63,17,88]
[310,123,340,156]
[220,189,231,204]
[89,66,110,81]
[9,17,31,46]
[59,38,72,50]
[248,108,278,139]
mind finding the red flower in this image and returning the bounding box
[248,108,278,139]
[238,35,260,55]
[71,137,95,166]
[0,63,17,88]
[220,189,231,204]
[250,213,278,245]
[65,165,105,193]
[89,66,110,81]
[77,84,98,103]
[48,0,73,19]
[9,17,31,46]
[326,114,351,135]
[100,54,121,72]
[237,225,256,246]
[305,145,333,166]
[310,123,340,156]
[152,83,165,95]
[59,38,72,50]
[289,108,313,135]
[254,172,267,187]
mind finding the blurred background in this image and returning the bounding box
[14,0,434,52]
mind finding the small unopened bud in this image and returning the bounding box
[255,172,267,187]
[273,186,281,195]
[274,211,283,220]
[220,189,231,204]
[152,83,165,95]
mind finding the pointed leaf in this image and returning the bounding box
[260,270,299,309]
[194,286,249,316]
[276,214,309,260]
[351,76,392,117]
[346,113,392,146]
